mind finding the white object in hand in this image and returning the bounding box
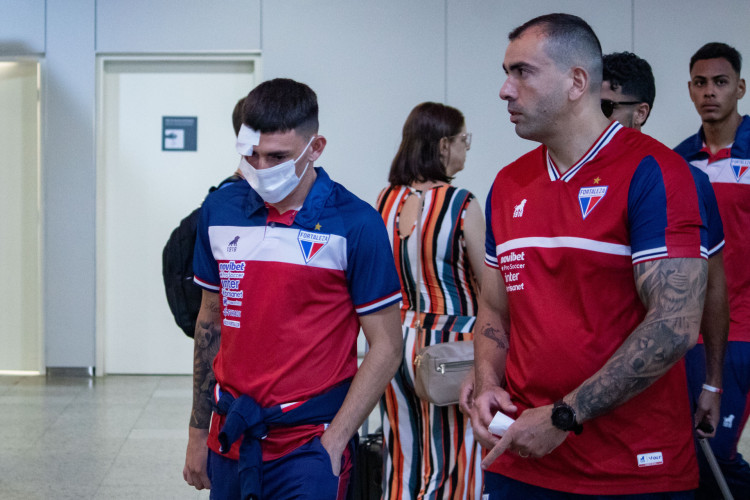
[488,412,515,436]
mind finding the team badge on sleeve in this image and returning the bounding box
[578,186,608,219]
[298,230,330,263]
[731,159,749,182]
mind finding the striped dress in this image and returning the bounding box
[376,184,482,500]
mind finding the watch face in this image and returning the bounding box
[553,405,575,430]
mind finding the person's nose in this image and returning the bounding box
[499,77,514,101]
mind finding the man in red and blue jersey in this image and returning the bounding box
[601,49,729,449]
[182,78,403,499]
[675,42,750,500]
[469,14,708,498]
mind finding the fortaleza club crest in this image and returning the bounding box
[578,186,608,219]
[298,230,330,263]
[731,159,749,182]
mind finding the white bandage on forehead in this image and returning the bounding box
[236,124,261,156]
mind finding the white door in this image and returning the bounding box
[98,56,258,374]
[0,60,42,373]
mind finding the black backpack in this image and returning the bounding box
[162,175,241,337]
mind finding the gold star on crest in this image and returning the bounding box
[314,223,322,230]
[593,177,601,184]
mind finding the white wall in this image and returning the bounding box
[1,0,748,369]
[95,0,261,52]
[43,0,97,368]
[635,0,750,148]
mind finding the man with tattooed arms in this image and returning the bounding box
[469,14,708,499]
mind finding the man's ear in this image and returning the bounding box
[569,66,588,101]
[309,135,327,162]
[633,103,651,128]
[737,78,746,100]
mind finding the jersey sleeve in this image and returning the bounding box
[346,209,402,315]
[690,166,725,256]
[193,202,220,292]
[627,155,707,264]
[484,186,499,268]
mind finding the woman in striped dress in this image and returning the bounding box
[376,102,486,500]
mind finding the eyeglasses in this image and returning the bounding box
[448,132,472,150]
[601,99,641,118]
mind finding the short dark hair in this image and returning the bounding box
[242,78,319,137]
[232,97,245,136]
[603,52,656,124]
[509,13,603,89]
[690,42,742,75]
[388,102,464,186]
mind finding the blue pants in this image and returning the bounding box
[685,342,750,500]
[483,472,694,499]
[208,436,355,500]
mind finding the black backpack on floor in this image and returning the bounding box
[162,175,241,337]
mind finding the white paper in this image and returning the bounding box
[488,411,515,436]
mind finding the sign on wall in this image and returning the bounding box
[162,116,197,151]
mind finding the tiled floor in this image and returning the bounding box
[1,374,749,499]
[0,375,208,500]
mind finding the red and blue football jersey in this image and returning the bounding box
[484,123,705,494]
[193,167,401,459]
[676,115,750,342]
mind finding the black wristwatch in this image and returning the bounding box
[551,400,583,435]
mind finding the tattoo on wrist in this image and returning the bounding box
[190,319,221,428]
[481,323,509,350]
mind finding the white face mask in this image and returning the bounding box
[239,135,315,204]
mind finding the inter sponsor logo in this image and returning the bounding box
[578,186,608,219]
[298,230,330,263]
[637,451,663,467]
[221,279,240,290]
[730,159,749,182]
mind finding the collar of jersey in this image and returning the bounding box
[686,114,750,160]
[546,121,622,182]
[244,166,334,229]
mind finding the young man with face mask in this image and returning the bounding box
[675,42,750,500]
[182,78,403,500]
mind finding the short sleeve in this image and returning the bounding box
[193,203,220,291]
[690,167,725,255]
[484,187,499,268]
[346,208,402,315]
[627,155,707,264]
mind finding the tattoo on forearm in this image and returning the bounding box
[574,258,706,421]
[481,322,509,350]
[190,319,221,428]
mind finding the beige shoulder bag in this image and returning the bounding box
[411,189,474,407]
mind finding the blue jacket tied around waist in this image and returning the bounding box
[214,381,350,500]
